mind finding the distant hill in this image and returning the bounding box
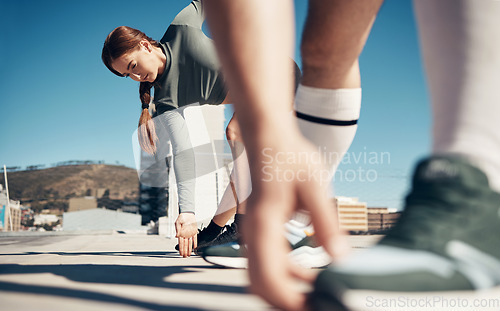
[1,164,139,204]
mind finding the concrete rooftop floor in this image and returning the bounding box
[1,233,439,311]
[0,232,275,311]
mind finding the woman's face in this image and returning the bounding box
[111,40,163,83]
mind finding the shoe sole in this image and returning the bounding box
[289,246,332,269]
[203,256,248,269]
[203,246,331,269]
[317,287,500,311]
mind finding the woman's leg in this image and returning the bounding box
[211,112,250,226]
[415,0,500,191]
[295,0,383,183]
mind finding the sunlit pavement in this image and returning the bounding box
[0,232,381,311]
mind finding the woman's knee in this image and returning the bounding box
[225,122,241,142]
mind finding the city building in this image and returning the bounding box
[334,197,402,234]
[367,207,402,232]
[34,214,59,226]
[68,196,98,212]
[0,184,22,232]
[63,208,142,231]
[21,207,34,230]
[64,196,142,231]
[335,196,368,232]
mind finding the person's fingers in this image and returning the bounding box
[187,237,193,257]
[288,262,318,284]
[185,238,191,257]
[180,237,188,258]
[299,185,350,259]
[245,207,307,311]
[249,270,308,311]
[178,237,184,257]
[193,233,198,250]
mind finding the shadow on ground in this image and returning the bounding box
[0,256,247,311]
[0,250,182,259]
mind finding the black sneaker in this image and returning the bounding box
[200,220,332,269]
[174,223,224,252]
[311,156,500,311]
[195,222,240,256]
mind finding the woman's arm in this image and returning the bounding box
[156,109,198,257]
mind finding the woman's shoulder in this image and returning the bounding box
[160,20,205,42]
[170,0,204,29]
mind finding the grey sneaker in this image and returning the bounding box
[311,156,500,311]
[201,222,332,269]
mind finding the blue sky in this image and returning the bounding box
[0,0,431,210]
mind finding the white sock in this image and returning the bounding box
[414,0,500,191]
[294,85,361,179]
[284,219,314,244]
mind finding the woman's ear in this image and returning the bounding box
[140,39,152,52]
